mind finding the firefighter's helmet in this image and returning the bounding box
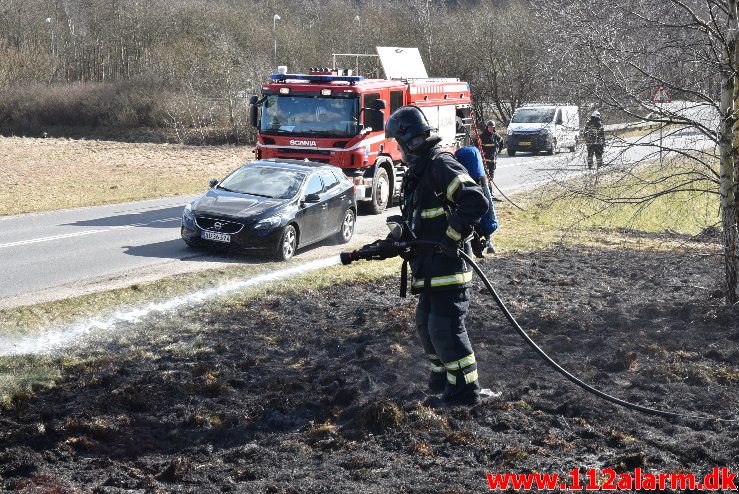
[486,120,496,127]
[385,105,435,154]
[591,111,601,120]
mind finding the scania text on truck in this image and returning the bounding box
[248,47,473,214]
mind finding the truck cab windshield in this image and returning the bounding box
[511,108,556,124]
[260,95,360,137]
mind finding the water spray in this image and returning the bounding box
[0,257,340,357]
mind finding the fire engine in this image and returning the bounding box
[248,47,472,214]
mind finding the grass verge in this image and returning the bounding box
[494,157,720,253]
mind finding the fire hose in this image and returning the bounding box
[341,239,736,422]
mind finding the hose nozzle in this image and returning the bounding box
[339,251,359,265]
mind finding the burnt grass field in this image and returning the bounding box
[1,237,738,493]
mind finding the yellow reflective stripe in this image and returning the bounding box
[412,271,473,289]
[427,353,441,361]
[421,207,446,219]
[464,369,479,384]
[445,353,476,370]
[446,226,461,241]
[430,364,445,373]
[482,143,495,147]
[446,174,475,203]
[447,372,457,385]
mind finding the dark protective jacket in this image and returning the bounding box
[480,129,504,166]
[583,119,605,145]
[402,145,490,294]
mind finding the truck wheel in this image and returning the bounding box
[507,149,516,156]
[368,167,390,214]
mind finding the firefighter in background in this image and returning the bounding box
[480,120,504,178]
[373,105,490,407]
[583,111,605,169]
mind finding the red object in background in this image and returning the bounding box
[651,85,672,103]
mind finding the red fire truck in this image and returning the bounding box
[248,56,472,213]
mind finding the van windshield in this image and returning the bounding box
[511,108,556,124]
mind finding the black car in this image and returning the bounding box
[181,159,357,261]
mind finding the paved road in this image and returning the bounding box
[0,132,712,308]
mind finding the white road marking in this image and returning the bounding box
[0,217,181,249]
[0,230,109,249]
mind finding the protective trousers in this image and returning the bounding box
[484,158,496,179]
[587,144,604,169]
[415,287,480,400]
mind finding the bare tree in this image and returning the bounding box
[539,0,739,302]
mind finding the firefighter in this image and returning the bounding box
[378,105,490,407]
[480,120,504,178]
[583,111,605,169]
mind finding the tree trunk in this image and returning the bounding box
[724,3,739,303]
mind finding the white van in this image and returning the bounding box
[505,104,579,156]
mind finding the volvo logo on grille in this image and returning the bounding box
[213,222,223,230]
[290,140,317,147]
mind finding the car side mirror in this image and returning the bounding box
[304,193,321,203]
[209,178,219,188]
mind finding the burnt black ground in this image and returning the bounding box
[1,239,738,493]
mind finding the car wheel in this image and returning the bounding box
[276,225,297,261]
[507,149,516,156]
[368,167,390,214]
[335,208,356,244]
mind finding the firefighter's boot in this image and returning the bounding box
[486,237,496,254]
[440,354,481,406]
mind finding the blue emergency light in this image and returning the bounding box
[270,73,365,83]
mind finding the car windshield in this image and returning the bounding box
[260,94,359,137]
[218,166,306,199]
[511,108,556,124]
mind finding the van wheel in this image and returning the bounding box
[569,145,576,152]
[547,139,557,155]
[507,149,516,156]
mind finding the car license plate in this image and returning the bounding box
[519,141,532,146]
[201,230,231,243]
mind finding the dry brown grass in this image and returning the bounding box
[0,136,252,216]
